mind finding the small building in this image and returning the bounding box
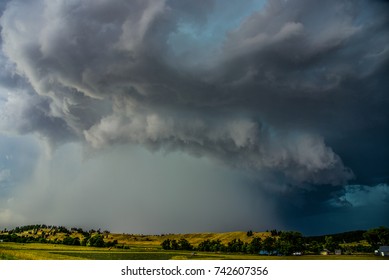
[259,250,279,256]
[375,246,389,257]
[320,249,330,255]
[0,239,3,242]
[335,249,342,255]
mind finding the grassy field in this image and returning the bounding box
[0,242,385,260]
[1,229,273,246]
[1,229,387,260]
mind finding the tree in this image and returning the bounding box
[58,226,70,234]
[307,240,322,254]
[87,234,105,247]
[62,236,74,245]
[247,230,253,237]
[364,226,389,247]
[106,239,118,247]
[210,240,226,252]
[364,230,380,247]
[72,237,81,246]
[262,236,276,255]
[171,239,179,250]
[324,236,338,252]
[197,239,225,252]
[227,239,244,253]
[277,231,303,255]
[161,239,172,250]
[248,237,262,254]
[197,239,212,251]
[81,237,88,246]
[178,238,193,250]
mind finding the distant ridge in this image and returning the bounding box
[0,224,379,245]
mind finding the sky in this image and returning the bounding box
[0,0,388,236]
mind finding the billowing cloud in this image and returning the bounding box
[329,184,389,208]
[2,0,382,186]
[0,0,388,234]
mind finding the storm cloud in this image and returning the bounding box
[0,0,388,234]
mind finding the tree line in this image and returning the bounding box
[0,225,116,248]
[1,225,388,254]
[161,227,389,255]
[0,232,118,248]
[161,231,308,255]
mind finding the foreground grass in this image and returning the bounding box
[0,243,386,260]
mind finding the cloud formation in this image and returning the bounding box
[329,184,389,208]
[0,0,388,234]
[3,0,384,186]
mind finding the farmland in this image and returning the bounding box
[0,242,384,260]
[1,225,388,260]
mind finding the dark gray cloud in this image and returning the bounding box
[0,0,388,233]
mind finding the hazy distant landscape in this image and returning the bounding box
[1,225,388,260]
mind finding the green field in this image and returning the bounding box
[0,242,385,260]
[1,227,388,260]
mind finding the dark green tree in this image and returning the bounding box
[62,236,74,245]
[178,238,193,250]
[72,237,81,246]
[161,239,172,250]
[262,236,276,255]
[171,239,179,250]
[277,231,303,255]
[87,234,105,247]
[307,240,322,254]
[248,237,262,254]
[227,239,244,252]
[363,226,389,247]
[324,236,338,252]
[197,239,210,251]
[197,239,212,251]
[81,237,88,246]
[211,240,226,252]
[105,239,118,247]
[197,239,226,252]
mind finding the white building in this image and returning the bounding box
[375,246,389,257]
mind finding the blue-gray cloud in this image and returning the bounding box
[329,184,389,208]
